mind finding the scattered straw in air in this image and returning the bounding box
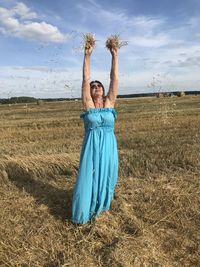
[106,34,128,50]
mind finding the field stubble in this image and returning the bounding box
[0,96,199,266]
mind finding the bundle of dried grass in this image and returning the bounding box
[106,34,128,50]
[82,32,96,50]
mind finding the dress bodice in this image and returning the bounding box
[80,108,117,132]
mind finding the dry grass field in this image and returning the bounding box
[0,95,199,267]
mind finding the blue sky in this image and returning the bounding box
[0,0,200,98]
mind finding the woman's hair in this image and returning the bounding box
[90,80,105,99]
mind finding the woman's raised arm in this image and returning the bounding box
[106,47,119,106]
[81,47,95,110]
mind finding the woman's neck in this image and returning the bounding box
[93,97,104,108]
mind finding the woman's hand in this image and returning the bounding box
[109,47,118,57]
[84,45,93,56]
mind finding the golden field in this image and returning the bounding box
[0,95,199,267]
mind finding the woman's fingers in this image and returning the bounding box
[84,44,119,55]
[85,46,93,56]
[110,47,118,56]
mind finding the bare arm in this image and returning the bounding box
[106,48,118,106]
[81,47,94,110]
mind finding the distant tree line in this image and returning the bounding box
[0,96,73,104]
[0,96,37,104]
[117,91,200,98]
[0,91,199,104]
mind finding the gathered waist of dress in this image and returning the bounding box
[85,125,114,132]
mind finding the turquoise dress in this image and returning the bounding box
[71,107,118,224]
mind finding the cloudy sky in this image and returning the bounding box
[0,0,200,98]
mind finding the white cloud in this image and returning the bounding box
[0,0,199,97]
[1,16,19,32]
[0,66,81,98]
[77,2,165,33]
[0,64,199,99]
[188,17,200,28]
[16,21,66,43]
[149,45,200,69]
[13,2,37,19]
[129,33,170,48]
[171,55,200,68]
[0,2,67,43]
[76,1,180,49]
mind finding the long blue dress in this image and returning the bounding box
[71,107,118,224]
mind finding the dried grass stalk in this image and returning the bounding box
[106,34,128,50]
[82,32,96,49]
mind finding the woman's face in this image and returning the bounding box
[90,82,104,98]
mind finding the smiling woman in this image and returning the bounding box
[71,35,119,225]
[89,80,106,105]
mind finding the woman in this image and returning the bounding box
[71,43,119,224]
